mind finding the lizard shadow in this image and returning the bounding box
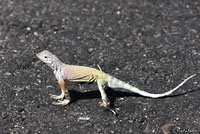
[69,87,140,107]
[69,87,200,107]
[166,87,200,98]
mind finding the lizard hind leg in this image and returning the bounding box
[97,80,110,108]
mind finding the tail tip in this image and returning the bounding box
[190,74,196,79]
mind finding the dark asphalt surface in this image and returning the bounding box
[1,0,200,134]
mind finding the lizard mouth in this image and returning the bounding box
[36,51,42,57]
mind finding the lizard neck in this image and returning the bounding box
[48,60,63,72]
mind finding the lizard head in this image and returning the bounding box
[36,50,60,65]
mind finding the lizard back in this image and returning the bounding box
[63,65,107,83]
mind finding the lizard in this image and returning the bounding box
[36,50,196,110]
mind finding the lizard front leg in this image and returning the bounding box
[50,78,71,106]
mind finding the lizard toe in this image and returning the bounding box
[49,93,65,100]
[52,99,70,106]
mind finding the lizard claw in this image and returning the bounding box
[109,108,117,115]
[49,93,64,100]
[52,99,70,106]
[99,102,110,108]
[99,101,117,115]
[99,99,110,109]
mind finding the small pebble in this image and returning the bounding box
[34,32,39,36]
[88,48,95,53]
[78,116,90,121]
[116,11,121,15]
[26,27,31,31]
[4,72,12,76]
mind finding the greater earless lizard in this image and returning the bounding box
[36,50,195,110]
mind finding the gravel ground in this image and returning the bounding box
[0,0,200,134]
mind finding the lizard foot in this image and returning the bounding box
[49,93,65,100]
[52,99,70,106]
[99,99,110,109]
[99,100,117,115]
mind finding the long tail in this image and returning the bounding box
[107,74,196,98]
